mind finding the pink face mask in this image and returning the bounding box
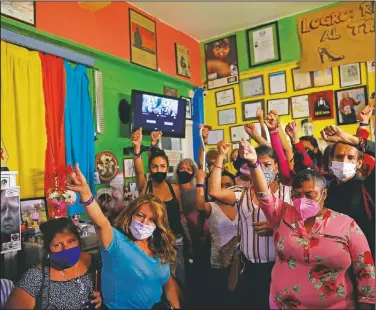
[292,193,323,221]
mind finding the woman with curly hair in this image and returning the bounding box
[65,164,180,309]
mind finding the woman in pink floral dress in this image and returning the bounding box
[238,138,375,309]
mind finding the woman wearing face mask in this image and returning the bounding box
[320,125,375,257]
[240,139,375,309]
[131,128,192,294]
[5,217,102,309]
[65,165,180,309]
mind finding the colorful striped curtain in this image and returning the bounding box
[1,41,46,198]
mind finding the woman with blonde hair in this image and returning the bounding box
[65,164,180,309]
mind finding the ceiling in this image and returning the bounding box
[130,2,332,42]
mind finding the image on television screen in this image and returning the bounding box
[132,90,186,138]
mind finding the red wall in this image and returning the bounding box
[36,2,201,86]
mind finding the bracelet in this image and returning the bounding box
[214,165,223,170]
[248,159,260,169]
[134,151,141,158]
[360,122,369,126]
[196,184,205,188]
[80,195,95,207]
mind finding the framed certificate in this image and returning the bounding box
[291,95,310,119]
[246,21,281,68]
[230,125,249,143]
[1,2,36,26]
[242,99,265,121]
[339,63,362,88]
[292,68,312,91]
[269,71,287,94]
[267,98,289,116]
[218,108,237,126]
[215,88,235,107]
[207,129,224,146]
[240,75,265,99]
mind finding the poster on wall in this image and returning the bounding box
[291,95,310,119]
[310,90,334,121]
[367,61,375,73]
[129,9,157,71]
[335,86,368,125]
[339,63,362,88]
[1,187,21,254]
[175,43,191,78]
[246,21,281,68]
[20,198,48,227]
[1,2,35,26]
[297,1,375,72]
[205,35,239,90]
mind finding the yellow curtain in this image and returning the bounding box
[1,41,46,198]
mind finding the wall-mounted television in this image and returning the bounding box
[132,90,186,138]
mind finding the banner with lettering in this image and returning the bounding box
[298,2,375,72]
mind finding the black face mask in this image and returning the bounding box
[177,171,194,184]
[233,158,247,172]
[151,172,167,183]
[306,149,318,163]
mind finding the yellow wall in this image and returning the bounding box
[204,61,375,172]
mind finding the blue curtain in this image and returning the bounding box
[64,61,95,215]
[192,88,204,164]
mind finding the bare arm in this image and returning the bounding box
[65,164,113,249]
[256,107,268,141]
[208,141,237,205]
[132,128,147,193]
[195,169,212,214]
[277,125,294,168]
[244,123,271,147]
[5,288,35,310]
[163,276,181,309]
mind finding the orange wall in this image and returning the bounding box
[36,2,201,85]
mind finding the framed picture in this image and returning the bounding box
[123,159,136,178]
[335,86,368,125]
[267,98,289,116]
[367,61,375,73]
[339,63,362,88]
[204,35,239,90]
[181,96,192,120]
[1,187,21,254]
[215,88,235,107]
[1,2,36,26]
[207,129,224,146]
[240,75,264,99]
[269,71,287,94]
[232,143,239,150]
[312,68,333,87]
[230,125,249,143]
[242,99,265,121]
[292,68,312,91]
[175,43,191,78]
[218,108,237,126]
[20,197,48,227]
[246,21,281,68]
[129,9,157,71]
[291,94,310,119]
[310,90,334,121]
[163,86,178,97]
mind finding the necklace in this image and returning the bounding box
[60,265,85,294]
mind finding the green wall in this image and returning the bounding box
[1,17,195,193]
[200,2,340,81]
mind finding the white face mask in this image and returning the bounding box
[329,161,357,181]
[130,218,156,240]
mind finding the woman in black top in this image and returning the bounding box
[131,128,192,292]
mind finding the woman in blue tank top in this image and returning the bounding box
[65,164,180,309]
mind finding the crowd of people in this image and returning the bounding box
[2,103,375,309]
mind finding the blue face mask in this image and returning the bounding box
[50,246,81,270]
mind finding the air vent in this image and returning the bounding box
[95,70,104,134]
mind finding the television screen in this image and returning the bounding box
[132,90,186,138]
